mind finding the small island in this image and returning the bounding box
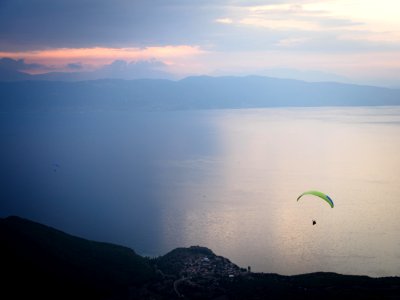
[1,216,399,299]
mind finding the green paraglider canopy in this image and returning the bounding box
[297,190,334,208]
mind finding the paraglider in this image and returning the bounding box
[297,190,334,208]
[297,190,334,226]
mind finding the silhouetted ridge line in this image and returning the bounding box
[1,76,399,112]
[1,216,400,299]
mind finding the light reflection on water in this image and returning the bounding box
[1,107,400,277]
[157,107,400,277]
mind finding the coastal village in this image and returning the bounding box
[173,252,246,298]
[179,252,244,278]
[153,246,250,298]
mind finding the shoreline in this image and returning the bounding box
[2,216,399,299]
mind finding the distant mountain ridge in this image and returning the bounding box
[1,76,400,112]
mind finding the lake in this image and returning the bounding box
[1,106,400,277]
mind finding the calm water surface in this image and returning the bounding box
[1,107,400,277]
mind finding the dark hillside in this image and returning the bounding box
[1,216,399,299]
[0,216,155,299]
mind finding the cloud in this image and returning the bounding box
[67,62,83,70]
[0,44,205,79]
[0,57,42,71]
[215,18,234,24]
[0,46,204,67]
[209,1,400,55]
[1,0,399,55]
[1,0,400,85]
[0,57,92,75]
[0,57,176,80]
[0,0,225,51]
[275,37,310,47]
[229,3,364,32]
[95,59,172,79]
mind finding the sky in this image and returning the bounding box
[1,0,400,86]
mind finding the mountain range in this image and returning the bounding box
[1,76,400,112]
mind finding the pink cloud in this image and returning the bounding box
[0,45,205,72]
